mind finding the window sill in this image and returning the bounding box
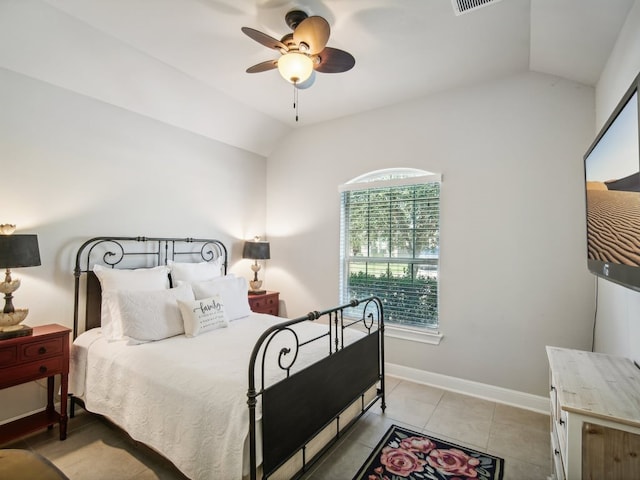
[344,316,442,345]
[385,325,443,345]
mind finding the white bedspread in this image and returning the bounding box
[70,313,362,480]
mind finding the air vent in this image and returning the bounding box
[451,0,503,15]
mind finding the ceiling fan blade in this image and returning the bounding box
[314,47,355,73]
[246,59,278,73]
[293,16,330,55]
[241,27,287,51]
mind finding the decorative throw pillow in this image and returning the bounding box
[190,275,251,321]
[178,295,229,337]
[118,284,195,342]
[167,259,223,285]
[93,264,170,341]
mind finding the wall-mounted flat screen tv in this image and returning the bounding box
[584,73,640,290]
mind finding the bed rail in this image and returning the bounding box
[247,296,385,479]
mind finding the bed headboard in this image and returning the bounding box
[72,236,228,339]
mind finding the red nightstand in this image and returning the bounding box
[0,324,70,444]
[248,291,279,316]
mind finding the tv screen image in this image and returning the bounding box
[584,80,640,290]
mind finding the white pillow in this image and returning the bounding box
[178,295,229,337]
[118,284,195,342]
[93,264,170,290]
[191,275,251,321]
[168,259,223,284]
[93,264,170,340]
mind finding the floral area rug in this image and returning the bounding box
[352,424,504,480]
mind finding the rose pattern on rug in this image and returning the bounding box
[352,425,504,480]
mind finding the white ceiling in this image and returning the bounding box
[0,0,635,156]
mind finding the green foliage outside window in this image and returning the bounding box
[348,269,438,329]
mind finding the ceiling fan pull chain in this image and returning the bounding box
[293,82,300,122]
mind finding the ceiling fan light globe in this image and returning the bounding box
[278,52,313,84]
[296,70,316,89]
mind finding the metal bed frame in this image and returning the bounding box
[71,236,385,480]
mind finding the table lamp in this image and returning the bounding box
[0,224,41,334]
[242,237,270,295]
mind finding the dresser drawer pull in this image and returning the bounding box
[38,347,47,355]
[39,365,48,374]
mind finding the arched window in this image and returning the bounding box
[339,168,441,330]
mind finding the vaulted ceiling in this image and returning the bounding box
[0,0,634,156]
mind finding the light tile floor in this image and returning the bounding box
[2,377,551,479]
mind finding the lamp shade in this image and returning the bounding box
[242,241,270,260]
[0,235,41,268]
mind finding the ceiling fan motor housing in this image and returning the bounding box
[285,10,308,30]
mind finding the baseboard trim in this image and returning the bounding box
[385,363,549,415]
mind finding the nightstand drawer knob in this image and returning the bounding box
[39,365,48,374]
[38,347,47,355]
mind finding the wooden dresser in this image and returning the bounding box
[546,346,640,479]
[0,324,70,444]
[248,291,279,316]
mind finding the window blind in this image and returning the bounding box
[340,179,440,329]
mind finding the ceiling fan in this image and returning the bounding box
[241,10,355,90]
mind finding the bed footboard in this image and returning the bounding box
[248,296,384,480]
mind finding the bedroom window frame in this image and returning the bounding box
[339,168,442,343]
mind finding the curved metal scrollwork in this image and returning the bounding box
[261,326,300,389]
[75,239,127,276]
[172,238,227,269]
[200,242,217,262]
[361,297,382,333]
[93,240,125,268]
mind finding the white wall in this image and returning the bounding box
[266,71,595,396]
[0,0,288,157]
[593,0,640,361]
[0,67,267,422]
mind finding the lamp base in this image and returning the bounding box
[0,324,32,340]
[248,289,267,295]
[0,309,29,330]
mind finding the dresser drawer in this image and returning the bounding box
[251,298,277,312]
[551,430,565,480]
[549,376,558,420]
[0,345,18,367]
[0,356,64,387]
[22,337,64,360]
[555,408,568,461]
[248,292,279,316]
